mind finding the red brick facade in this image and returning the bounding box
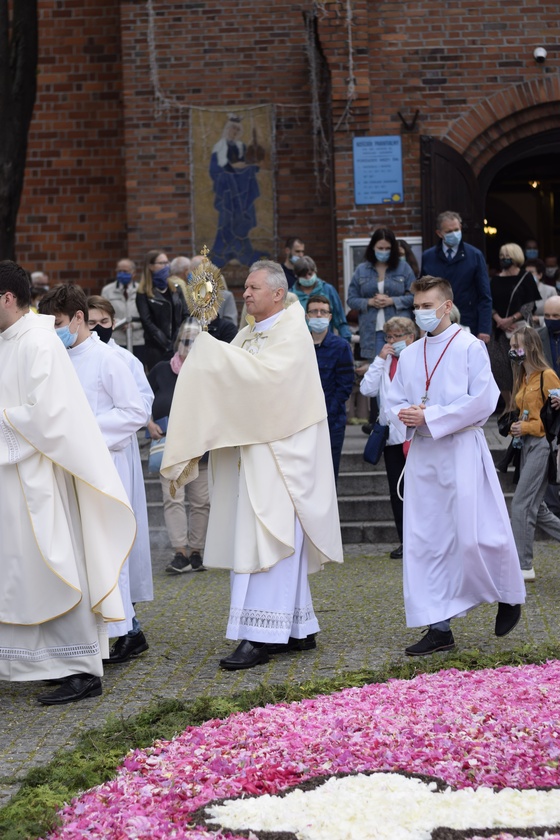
[15,1,560,291]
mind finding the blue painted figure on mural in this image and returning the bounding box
[209,115,266,268]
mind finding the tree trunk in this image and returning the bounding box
[0,0,38,260]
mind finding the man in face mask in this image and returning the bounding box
[101,258,145,362]
[385,274,525,657]
[39,284,153,667]
[538,295,560,373]
[305,294,354,482]
[420,211,492,344]
[544,254,559,286]
[281,236,305,289]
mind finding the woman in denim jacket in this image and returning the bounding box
[347,228,415,361]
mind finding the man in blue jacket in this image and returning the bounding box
[421,211,492,342]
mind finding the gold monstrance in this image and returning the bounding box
[185,245,225,330]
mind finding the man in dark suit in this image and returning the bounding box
[421,211,492,342]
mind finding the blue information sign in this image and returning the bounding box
[353,136,403,205]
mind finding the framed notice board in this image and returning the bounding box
[353,136,403,205]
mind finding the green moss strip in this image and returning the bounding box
[1,643,558,840]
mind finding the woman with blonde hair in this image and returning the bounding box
[136,249,188,370]
[489,242,540,406]
[507,325,560,581]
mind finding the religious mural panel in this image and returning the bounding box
[190,106,275,276]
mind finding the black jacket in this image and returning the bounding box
[136,284,188,352]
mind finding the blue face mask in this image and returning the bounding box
[152,265,170,289]
[56,318,78,348]
[443,230,461,248]
[399,255,407,263]
[392,340,408,356]
[290,254,301,265]
[545,318,560,334]
[298,273,317,288]
[525,249,538,260]
[307,317,330,334]
[117,271,132,286]
[414,302,448,333]
[375,250,390,263]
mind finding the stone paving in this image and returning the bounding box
[1,424,559,810]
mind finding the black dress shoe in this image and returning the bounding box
[37,674,102,706]
[219,640,269,670]
[266,634,317,654]
[405,628,455,656]
[390,544,403,559]
[495,603,521,637]
[103,631,149,664]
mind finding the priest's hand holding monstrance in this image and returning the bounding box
[184,246,225,330]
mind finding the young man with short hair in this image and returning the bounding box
[386,275,525,656]
[39,284,152,664]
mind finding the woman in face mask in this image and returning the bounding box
[347,227,415,366]
[507,325,560,582]
[359,316,417,559]
[488,242,541,407]
[136,250,189,371]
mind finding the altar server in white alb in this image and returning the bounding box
[87,295,154,609]
[385,274,525,656]
[162,260,343,670]
[39,284,152,664]
[0,261,136,705]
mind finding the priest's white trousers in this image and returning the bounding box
[226,516,320,643]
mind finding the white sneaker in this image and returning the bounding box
[522,568,536,581]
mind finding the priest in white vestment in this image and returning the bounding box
[0,261,136,705]
[39,284,151,665]
[385,275,525,657]
[162,260,343,670]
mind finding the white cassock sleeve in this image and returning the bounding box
[97,352,148,450]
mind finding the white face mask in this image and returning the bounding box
[414,301,448,333]
[392,340,408,356]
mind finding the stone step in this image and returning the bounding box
[336,468,516,497]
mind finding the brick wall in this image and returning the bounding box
[318,0,560,270]
[16,0,127,290]
[15,0,560,293]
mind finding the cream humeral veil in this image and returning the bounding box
[161,302,343,574]
[0,313,135,624]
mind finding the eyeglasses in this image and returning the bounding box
[386,332,411,342]
[154,260,169,266]
[307,309,331,317]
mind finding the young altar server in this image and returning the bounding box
[87,295,155,611]
[0,261,135,705]
[40,285,151,663]
[385,275,525,656]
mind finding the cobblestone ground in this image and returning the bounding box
[0,425,559,808]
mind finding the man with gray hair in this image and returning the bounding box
[421,210,492,341]
[162,259,343,669]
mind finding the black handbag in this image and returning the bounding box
[497,410,518,438]
[363,421,390,465]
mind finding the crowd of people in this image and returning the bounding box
[0,217,559,700]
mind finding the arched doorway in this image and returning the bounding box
[479,130,560,272]
[421,129,560,267]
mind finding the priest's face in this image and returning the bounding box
[243,269,284,322]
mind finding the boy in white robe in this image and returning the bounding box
[386,275,525,656]
[162,260,343,670]
[0,261,136,705]
[39,284,151,664]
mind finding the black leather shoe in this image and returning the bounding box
[219,640,269,670]
[103,631,149,664]
[405,628,455,656]
[390,544,403,559]
[37,674,102,706]
[266,634,317,654]
[495,603,521,637]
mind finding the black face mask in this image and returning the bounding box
[508,348,526,365]
[545,318,560,335]
[500,257,513,270]
[92,324,113,344]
